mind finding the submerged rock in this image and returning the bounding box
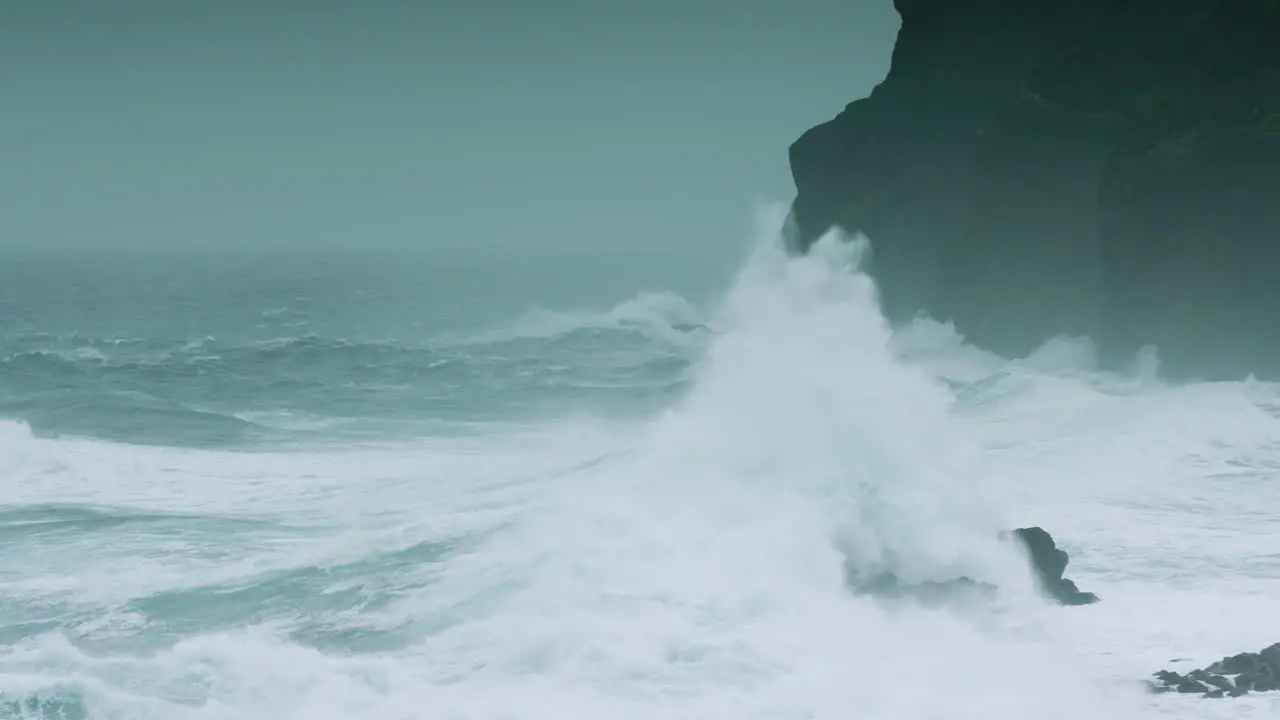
[1148,642,1280,698]
[842,526,1098,606]
[787,0,1280,380]
[842,569,998,607]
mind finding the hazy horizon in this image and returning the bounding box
[1,1,899,255]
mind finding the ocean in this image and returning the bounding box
[1,205,1278,719]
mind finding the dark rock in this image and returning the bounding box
[1012,527,1068,580]
[1150,642,1280,698]
[1190,670,1234,693]
[786,0,1280,381]
[1175,678,1210,694]
[841,526,1097,606]
[841,567,999,607]
[1009,526,1099,605]
[1208,652,1261,676]
[1259,642,1280,670]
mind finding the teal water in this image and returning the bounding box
[3,212,1280,719]
[0,248,731,447]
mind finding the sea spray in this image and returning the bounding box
[5,204,1261,719]
[397,205,1135,718]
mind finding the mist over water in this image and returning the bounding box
[0,1,898,255]
[3,204,1279,718]
[5,1,1278,717]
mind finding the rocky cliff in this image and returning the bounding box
[787,0,1280,380]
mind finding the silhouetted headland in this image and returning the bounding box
[787,0,1280,381]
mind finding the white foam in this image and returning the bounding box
[444,290,706,348]
[3,206,1279,719]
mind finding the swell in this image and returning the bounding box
[8,210,1279,719]
[0,299,707,447]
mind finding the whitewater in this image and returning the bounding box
[2,205,1279,719]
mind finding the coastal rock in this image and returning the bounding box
[842,570,997,606]
[1009,526,1099,606]
[1148,642,1280,698]
[787,0,1280,380]
[842,526,1098,606]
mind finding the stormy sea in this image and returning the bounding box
[2,205,1277,719]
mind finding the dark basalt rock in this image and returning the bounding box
[1148,642,1280,698]
[842,526,1098,606]
[1008,526,1100,606]
[787,0,1280,381]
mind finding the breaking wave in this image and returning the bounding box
[3,205,1278,719]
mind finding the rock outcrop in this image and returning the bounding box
[842,526,1098,606]
[1149,643,1280,697]
[787,0,1280,381]
[1008,526,1099,606]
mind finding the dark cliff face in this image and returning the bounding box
[788,0,1280,380]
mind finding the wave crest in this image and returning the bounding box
[0,292,709,446]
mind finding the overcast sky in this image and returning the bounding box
[0,1,899,253]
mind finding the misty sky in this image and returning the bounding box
[1,1,899,253]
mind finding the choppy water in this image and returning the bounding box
[2,206,1279,719]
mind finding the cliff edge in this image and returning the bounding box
[788,0,1280,380]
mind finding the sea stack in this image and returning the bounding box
[786,0,1280,381]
